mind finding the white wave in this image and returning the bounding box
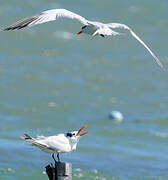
[151,131,168,138]
[53,31,74,40]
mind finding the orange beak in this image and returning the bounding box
[76,31,82,35]
[76,125,88,136]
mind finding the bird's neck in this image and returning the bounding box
[70,142,77,151]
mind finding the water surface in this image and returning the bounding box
[0,0,168,179]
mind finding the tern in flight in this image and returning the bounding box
[3,8,164,70]
[20,125,88,163]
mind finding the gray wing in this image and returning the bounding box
[4,9,88,31]
[107,23,165,71]
[20,134,55,153]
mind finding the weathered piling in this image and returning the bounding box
[45,162,72,180]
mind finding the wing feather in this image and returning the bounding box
[4,9,88,31]
[108,23,165,70]
[40,134,71,153]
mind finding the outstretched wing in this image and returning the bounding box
[107,23,165,71]
[3,9,88,31]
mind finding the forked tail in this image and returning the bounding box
[20,134,53,151]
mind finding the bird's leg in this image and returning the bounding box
[52,153,57,165]
[57,153,60,162]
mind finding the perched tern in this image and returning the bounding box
[3,8,164,70]
[20,125,88,163]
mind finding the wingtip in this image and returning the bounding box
[3,27,21,31]
[20,134,32,140]
[2,26,16,31]
[160,64,166,71]
[161,66,166,72]
[3,28,10,31]
[0,27,7,31]
[154,56,166,72]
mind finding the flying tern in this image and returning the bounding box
[3,8,164,70]
[20,125,88,163]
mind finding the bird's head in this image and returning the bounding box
[76,25,87,35]
[66,125,88,144]
[76,25,96,36]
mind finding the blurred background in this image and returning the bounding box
[0,0,168,179]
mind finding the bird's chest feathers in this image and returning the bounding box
[71,143,77,151]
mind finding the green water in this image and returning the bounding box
[0,0,168,179]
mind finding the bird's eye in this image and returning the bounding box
[73,133,75,135]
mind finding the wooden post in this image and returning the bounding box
[45,162,72,180]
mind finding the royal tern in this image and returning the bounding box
[20,125,88,163]
[3,8,164,70]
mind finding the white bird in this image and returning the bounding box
[3,8,164,70]
[20,125,88,163]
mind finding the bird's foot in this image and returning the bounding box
[57,153,60,162]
